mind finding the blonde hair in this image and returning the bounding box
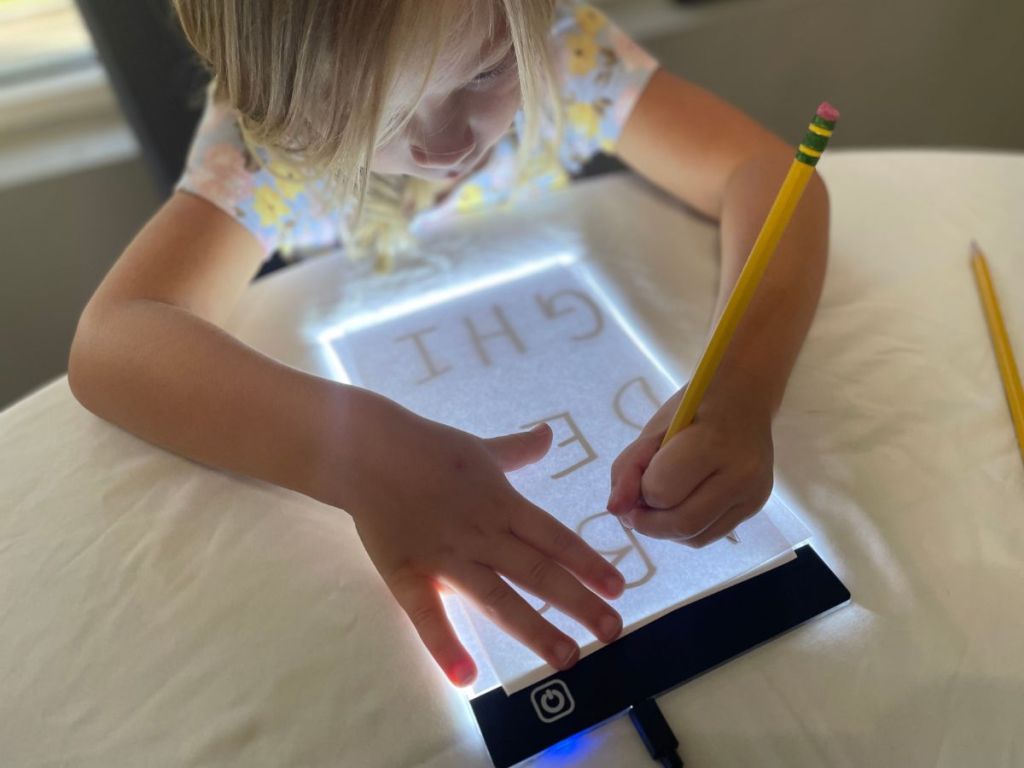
[172,0,561,267]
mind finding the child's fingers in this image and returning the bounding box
[606,434,659,515]
[641,426,717,510]
[676,503,752,548]
[626,471,736,540]
[451,563,581,671]
[482,422,553,472]
[511,502,625,599]
[386,570,477,687]
[489,534,622,644]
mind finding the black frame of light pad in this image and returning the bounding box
[471,545,850,768]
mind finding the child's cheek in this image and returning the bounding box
[468,84,521,149]
[370,139,409,175]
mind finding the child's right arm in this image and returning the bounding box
[68,193,625,685]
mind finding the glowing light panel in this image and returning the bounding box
[321,258,808,693]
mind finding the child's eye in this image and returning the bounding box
[470,53,516,87]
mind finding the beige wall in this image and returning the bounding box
[0,158,160,408]
[644,0,1024,152]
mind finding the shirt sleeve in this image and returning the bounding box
[551,1,660,173]
[175,90,347,258]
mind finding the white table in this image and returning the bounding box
[2,151,1022,767]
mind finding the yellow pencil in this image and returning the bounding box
[661,103,839,445]
[663,103,839,450]
[660,103,840,543]
[970,241,1024,466]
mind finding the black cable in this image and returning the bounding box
[629,697,684,767]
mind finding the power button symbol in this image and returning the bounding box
[530,679,575,723]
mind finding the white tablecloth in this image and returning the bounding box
[2,150,1022,767]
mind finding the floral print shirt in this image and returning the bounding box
[176,1,659,260]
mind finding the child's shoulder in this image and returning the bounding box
[547,2,660,167]
[550,1,659,79]
[176,88,348,258]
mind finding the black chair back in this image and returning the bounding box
[74,0,209,197]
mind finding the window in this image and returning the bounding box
[0,0,94,86]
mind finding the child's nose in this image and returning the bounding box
[411,133,477,169]
[410,107,477,169]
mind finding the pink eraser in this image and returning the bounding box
[817,102,840,122]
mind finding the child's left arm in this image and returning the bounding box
[606,69,830,545]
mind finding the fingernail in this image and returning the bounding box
[619,515,634,530]
[603,574,624,597]
[447,658,476,687]
[528,423,548,434]
[605,482,620,513]
[554,640,578,668]
[598,613,622,642]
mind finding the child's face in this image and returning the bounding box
[371,16,522,182]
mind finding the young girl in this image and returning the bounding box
[68,0,829,687]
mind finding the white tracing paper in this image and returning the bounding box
[324,257,809,693]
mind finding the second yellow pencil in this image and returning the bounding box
[970,241,1024,466]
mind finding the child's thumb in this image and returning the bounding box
[483,423,553,472]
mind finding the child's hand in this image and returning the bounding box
[605,385,774,546]
[341,397,625,687]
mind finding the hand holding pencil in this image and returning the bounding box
[607,103,839,545]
